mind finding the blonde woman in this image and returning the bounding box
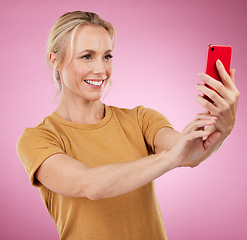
[17,11,239,240]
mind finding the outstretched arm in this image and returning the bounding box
[36,115,216,200]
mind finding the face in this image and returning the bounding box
[58,25,113,102]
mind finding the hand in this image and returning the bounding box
[168,113,221,167]
[196,59,240,137]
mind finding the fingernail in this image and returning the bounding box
[202,131,210,136]
[198,73,205,80]
[216,59,222,65]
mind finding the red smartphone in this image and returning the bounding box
[204,44,232,102]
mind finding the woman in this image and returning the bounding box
[17,11,239,240]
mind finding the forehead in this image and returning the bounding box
[72,25,112,51]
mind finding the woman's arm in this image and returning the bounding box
[36,115,216,200]
[36,151,175,200]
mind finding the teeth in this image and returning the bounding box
[85,80,103,86]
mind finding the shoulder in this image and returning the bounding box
[17,115,63,152]
[108,105,149,125]
[16,115,65,187]
[108,105,150,118]
[108,105,171,123]
[108,104,172,130]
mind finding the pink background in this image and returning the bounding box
[1,0,246,239]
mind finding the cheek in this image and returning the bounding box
[62,66,89,88]
[106,64,113,77]
[71,63,91,79]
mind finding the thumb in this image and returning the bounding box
[203,132,221,150]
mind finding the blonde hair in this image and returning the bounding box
[46,11,116,99]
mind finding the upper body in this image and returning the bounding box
[17,105,173,239]
[16,11,240,240]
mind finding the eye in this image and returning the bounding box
[82,54,92,60]
[105,54,113,60]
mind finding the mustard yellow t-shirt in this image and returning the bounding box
[17,105,173,240]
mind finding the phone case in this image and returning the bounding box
[204,44,232,102]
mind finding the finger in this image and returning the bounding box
[216,59,234,88]
[184,130,210,142]
[183,118,216,135]
[193,112,217,121]
[203,131,221,150]
[198,73,229,99]
[193,113,217,132]
[196,84,227,108]
[202,110,210,114]
[197,95,219,115]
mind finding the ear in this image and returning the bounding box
[49,52,58,69]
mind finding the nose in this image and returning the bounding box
[93,59,106,76]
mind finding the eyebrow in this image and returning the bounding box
[78,49,113,55]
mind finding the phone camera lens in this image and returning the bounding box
[211,47,214,51]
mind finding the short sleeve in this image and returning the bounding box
[16,128,64,187]
[136,106,173,153]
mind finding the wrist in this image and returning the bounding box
[160,149,180,171]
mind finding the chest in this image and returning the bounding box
[57,118,149,167]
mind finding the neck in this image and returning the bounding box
[55,93,105,124]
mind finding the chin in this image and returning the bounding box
[84,94,103,102]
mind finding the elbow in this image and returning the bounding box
[84,185,105,201]
[86,191,103,201]
[76,184,103,200]
[77,172,104,201]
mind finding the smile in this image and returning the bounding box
[84,80,104,86]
